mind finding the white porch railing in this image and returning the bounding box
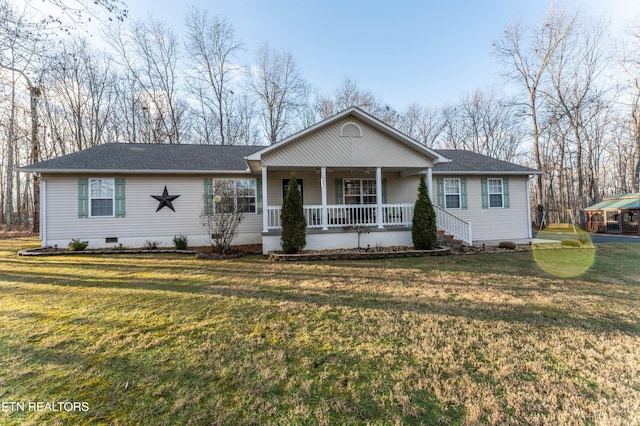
[267,203,473,246]
[267,203,414,230]
[434,205,472,245]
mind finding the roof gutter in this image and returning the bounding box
[17,168,253,175]
[432,170,542,176]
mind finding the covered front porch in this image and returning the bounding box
[244,107,464,252]
[261,200,473,253]
[259,165,431,235]
[256,165,473,253]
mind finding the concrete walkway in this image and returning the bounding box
[473,237,559,247]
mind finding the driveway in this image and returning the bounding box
[533,232,640,244]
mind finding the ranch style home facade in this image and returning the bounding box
[20,107,539,254]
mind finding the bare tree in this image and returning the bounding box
[43,38,116,151]
[185,10,245,145]
[23,0,127,29]
[317,77,399,126]
[0,1,45,231]
[621,21,640,192]
[397,103,445,147]
[494,5,578,217]
[249,43,309,144]
[108,18,186,144]
[438,89,524,162]
[546,14,611,213]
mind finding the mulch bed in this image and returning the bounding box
[18,240,540,259]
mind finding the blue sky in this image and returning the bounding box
[36,0,640,108]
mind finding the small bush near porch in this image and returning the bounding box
[1,238,639,425]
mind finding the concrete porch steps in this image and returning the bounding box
[437,229,464,247]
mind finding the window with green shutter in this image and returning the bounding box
[484,177,510,209]
[89,178,115,217]
[79,177,125,218]
[78,177,89,218]
[203,178,214,215]
[115,178,126,217]
[205,178,258,214]
[335,178,343,204]
[440,178,464,209]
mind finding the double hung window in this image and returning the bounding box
[213,179,257,213]
[444,178,461,209]
[343,179,376,204]
[90,178,114,217]
[488,178,504,208]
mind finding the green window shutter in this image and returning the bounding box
[78,177,88,218]
[203,178,213,215]
[256,177,262,213]
[115,178,126,217]
[503,178,510,208]
[436,178,444,208]
[382,178,388,204]
[481,178,489,209]
[335,178,343,204]
[460,177,468,209]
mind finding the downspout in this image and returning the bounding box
[526,175,533,239]
[37,174,47,247]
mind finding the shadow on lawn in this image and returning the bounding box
[1,260,637,337]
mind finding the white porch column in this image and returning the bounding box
[262,166,268,232]
[376,167,383,228]
[427,167,433,202]
[321,167,328,230]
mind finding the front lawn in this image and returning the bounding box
[0,238,638,425]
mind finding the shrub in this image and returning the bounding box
[578,233,591,246]
[498,241,517,250]
[280,172,306,254]
[201,179,245,254]
[144,240,159,250]
[561,239,582,247]
[173,234,188,250]
[68,239,88,251]
[412,174,438,250]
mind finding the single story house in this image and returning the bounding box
[585,193,640,235]
[20,107,539,254]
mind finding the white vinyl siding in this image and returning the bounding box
[44,175,262,248]
[261,118,434,169]
[432,175,530,241]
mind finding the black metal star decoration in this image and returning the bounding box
[151,186,181,212]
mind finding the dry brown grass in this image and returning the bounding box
[0,238,638,425]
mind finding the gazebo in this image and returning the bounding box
[585,193,640,235]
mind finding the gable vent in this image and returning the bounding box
[340,122,362,137]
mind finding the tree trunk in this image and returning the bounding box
[31,86,40,233]
[5,75,16,232]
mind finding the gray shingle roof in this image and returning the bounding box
[20,143,265,173]
[434,150,538,175]
[20,143,538,175]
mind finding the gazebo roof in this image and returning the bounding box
[585,193,640,210]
